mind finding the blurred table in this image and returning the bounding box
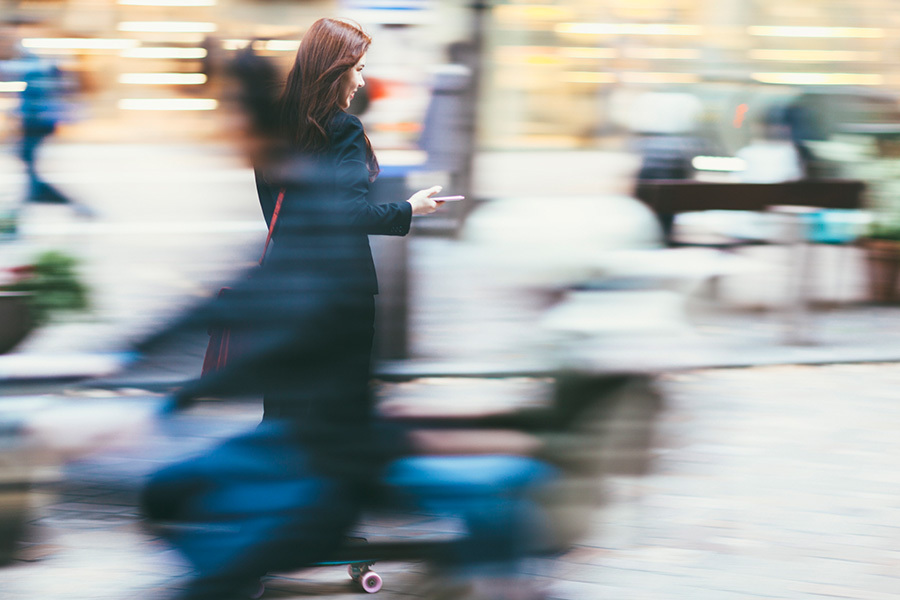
[635,179,867,344]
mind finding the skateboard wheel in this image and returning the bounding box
[250,581,265,599]
[359,571,383,593]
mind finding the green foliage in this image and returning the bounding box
[3,251,89,325]
[0,209,16,238]
[868,217,900,241]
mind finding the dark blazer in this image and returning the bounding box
[255,110,412,295]
[147,110,414,477]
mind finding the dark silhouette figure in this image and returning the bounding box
[16,51,69,204]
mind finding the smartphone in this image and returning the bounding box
[433,195,465,202]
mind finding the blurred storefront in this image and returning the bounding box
[481,0,900,151]
[0,0,470,146]
[1,0,900,153]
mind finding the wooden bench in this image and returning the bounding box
[634,179,866,245]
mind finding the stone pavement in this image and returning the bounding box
[6,363,900,599]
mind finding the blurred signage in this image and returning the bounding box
[342,0,428,10]
[341,0,432,24]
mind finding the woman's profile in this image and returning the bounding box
[255,17,443,422]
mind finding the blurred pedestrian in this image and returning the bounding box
[631,92,708,243]
[17,51,67,204]
[140,18,445,600]
[4,18,90,215]
[735,105,804,183]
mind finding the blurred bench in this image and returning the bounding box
[634,179,866,246]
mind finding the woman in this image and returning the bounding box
[141,20,444,600]
[255,17,443,423]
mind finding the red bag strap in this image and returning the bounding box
[260,188,285,265]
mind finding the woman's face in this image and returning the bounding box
[339,53,366,110]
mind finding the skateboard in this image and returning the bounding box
[251,538,382,596]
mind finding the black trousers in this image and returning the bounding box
[261,294,375,423]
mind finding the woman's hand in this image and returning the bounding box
[407,185,443,216]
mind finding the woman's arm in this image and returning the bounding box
[332,114,438,234]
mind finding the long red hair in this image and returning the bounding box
[279,18,379,178]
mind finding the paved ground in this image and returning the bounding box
[6,363,900,599]
[4,142,900,599]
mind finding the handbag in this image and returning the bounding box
[201,188,285,377]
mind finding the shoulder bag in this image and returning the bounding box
[201,188,285,377]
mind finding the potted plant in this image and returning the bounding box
[862,216,900,303]
[0,250,89,353]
